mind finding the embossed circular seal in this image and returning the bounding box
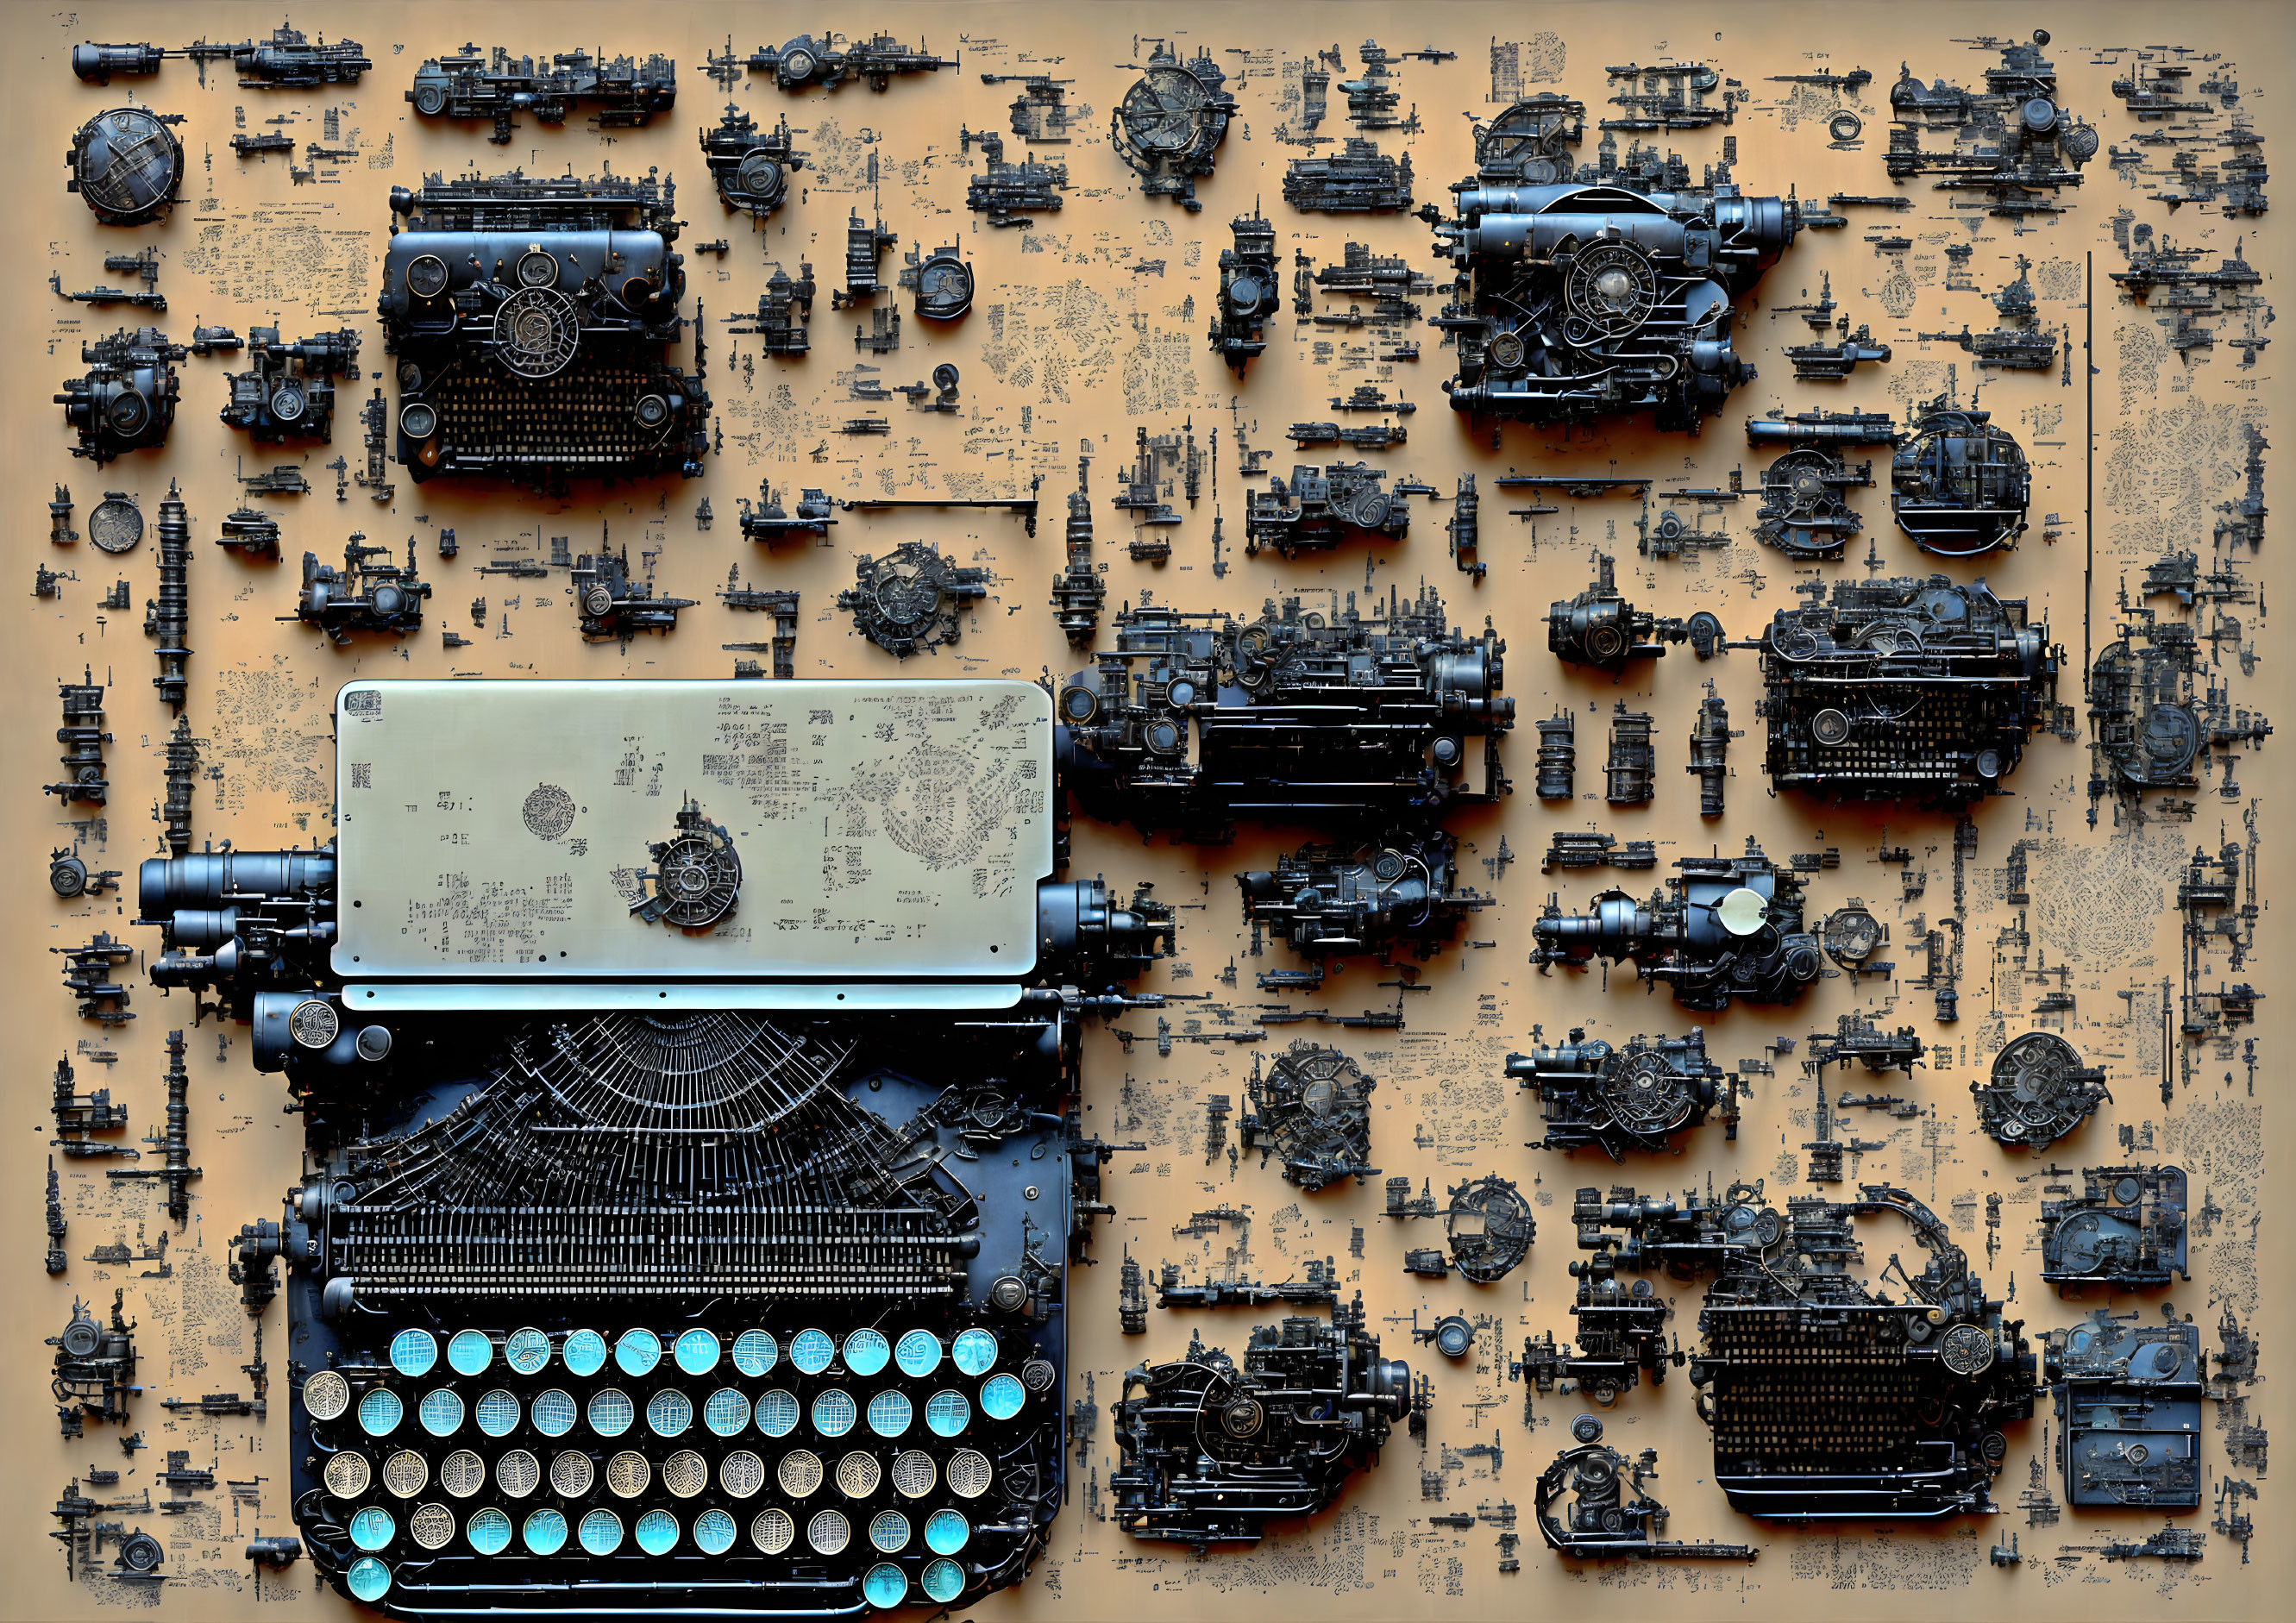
[523,783,576,841]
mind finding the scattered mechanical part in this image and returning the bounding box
[407,46,677,142]
[1536,1418,1756,1559]
[1241,1043,1379,1192]
[57,327,185,464]
[837,542,990,658]
[1974,1033,2111,1148]
[1111,41,1237,213]
[2040,1166,2189,1288]
[1890,392,2031,556]
[285,536,430,643]
[1445,1175,1534,1283]
[1509,1028,1735,1158]
[67,107,186,225]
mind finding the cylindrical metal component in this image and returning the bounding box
[1688,689,1730,818]
[147,480,191,708]
[1535,710,1576,800]
[1605,706,1655,805]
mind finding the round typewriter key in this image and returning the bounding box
[359,1388,405,1438]
[675,1328,721,1376]
[605,1451,650,1498]
[791,1328,834,1375]
[418,1388,464,1437]
[981,1373,1026,1419]
[578,1509,623,1555]
[381,1451,428,1498]
[303,1369,351,1422]
[719,1451,765,1498]
[635,1509,679,1556]
[925,1508,969,1554]
[891,1450,937,1498]
[587,1388,634,1437]
[894,1330,942,1378]
[438,1451,485,1498]
[843,1328,890,1376]
[922,1557,965,1603]
[864,1562,907,1607]
[812,1388,856,1438]
[389,1329,439,1378]
[615,1328,662,1377]
[807,1508,850,1555]
[705,1387,752,1437]
[495,1449,540,1498]
[648,1388,693,1437]
[410,1504,455,1551]
[447,1330,492,1377]
[561,1329,607,1377]
[522,1508,567,1555]
[756,1388,800,1438]
[349,1506,394,1551]
[323,1451,372,1498]
[946,1449,992,1499]
[505,1328,551,1375]
[869,1509,911,1553]
[531,1388,576,1438]
[732,1330,778,1377]
[693,1507,736,1555]
[750,1507,794,1554]
[549,1451,593,1498]
[925,1389,971,1437]
[867,1389,913,1438]
[663,1449,708,1498]
[951,1329,997,1375]
[836,1451,882,1498]
[778,1449,824,1497]
[467,1507,511,1555]
[475,1389,520,1438]
[347,1557,391,1602]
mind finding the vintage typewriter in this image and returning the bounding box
[136,680,1170,1616]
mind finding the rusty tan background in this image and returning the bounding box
[4,2,2286,1618]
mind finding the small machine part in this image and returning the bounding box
[1603,705,1656,805]
[1744,576,2060,806]
[1536,1417,1757,1559]
[1209,210,1281,373]
[1891,393,2031,557]
[106,1031,198,1224]
[832,210,900,308]
[725,261,817,356]
[53,1055,131,1150]
[1245,462,1413,557]
[1509,1028,1735,1158]
[1240,830,1490,964]
[1534,839,1822,1011]
[1805,1012,1923,1076]
[144,482,191,710]
[2040,1166,2189,1288]
[2046,1313,2203,1509]
[572,547,694,640]
[1283,139,1415,213]
[1745,409,1899,447]
[1919,323,2058,371]
[1419,1314,1477,1360]
[1447,474,1483,578]
[1157,1259,1341,1313]
[1535,711,1577,799]
[285,536,430,642]
[899,241,975,319]
[1686,683,1735,816]
[1241,1043,1378,1191]
[1113,1301,1408,1545]
[407,46,677,142]
[1446,1175,1534,1282]
[216,507,281,556]
[1786,324,1890,379]
[1885,31,2097,216]
[1540,833,1656,873]
[1974,1032,2110,1148]
[57,327,185,464]
[1753,448,1873,558]
[161,718,198,856]
[699,103,805,218]
[740,480,835,543]
[48,668,113,805]
[837,542,990,658]
[56,932,135,1023]
[749,32,955,91]
[49,1291,140,1430]
[1057,584,1511,837]
[221,327,359,442]
[1111,41,1236,212]
[45,1158,67,1275]
[49,849,122,900]
[1051,482,1104,645]
[965,134,1068,227]
[74,28,367,88]
[67,108,185,225]
[628,799,741,928]
[1110,423,1202,527]
[51,485,79,544]
[1548,554,1720,673]
[246,1536,303,1570]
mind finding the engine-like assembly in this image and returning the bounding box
[1109,41,1235,213]
[285,537,430,643]
[1245,462,1416,558]
[2044,1313,2204,1509]
[1535,1417,1755,1559]
[1239,830,1489,965]
[1973,1032,2111,1148]
[380,170,708,487]
[1743,576,2062,806]
[700,103,804,219]
[1434,179,1826,429]
[221,327,360,442]
[407,46,676,143]
[1057,586,1512,837]
[56,326,184,463]
[1507,1028,1736,1158]
[1548,552,1722,672]
[1240,1042,1379,1191]
[1890,394,2031,556]
[2039,1166,2189,1288]
[1113,1303,1408,1547]
[1531,839,1823,1011]
[1208,210,1281,373]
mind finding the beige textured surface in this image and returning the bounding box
[3,3,2287,1618]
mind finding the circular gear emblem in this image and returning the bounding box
[523,783,576,841]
